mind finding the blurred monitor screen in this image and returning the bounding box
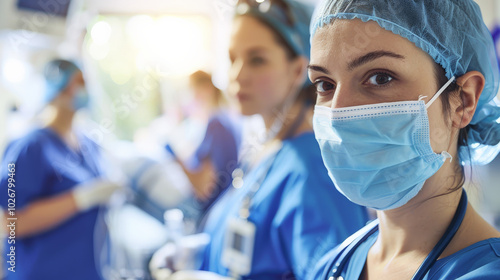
[17,0,71,17]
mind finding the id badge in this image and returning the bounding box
[221,217,256,276]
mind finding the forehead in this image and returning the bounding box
[230,15,278,51]
[310,19,429,67]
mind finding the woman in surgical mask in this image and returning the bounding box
[308,0,500,279]
[0,59,121,280]
[192,0,369,279]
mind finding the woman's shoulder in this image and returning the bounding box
[280,132,321,164]
[1,129,56,169]
[206,110,242,135]
[271,133,328,183]
[306,221,379,280]
[427,238,500,279]
[4,128,53,154]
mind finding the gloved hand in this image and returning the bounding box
[150,233,211,279]
[72,178,122,211]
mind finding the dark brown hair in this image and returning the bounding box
[434,63,471,192]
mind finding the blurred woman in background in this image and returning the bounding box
[0,59,121,280]
[195,0,369,279]
[167,70,242,221]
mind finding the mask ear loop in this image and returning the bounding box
[441,151,453,163]
[422,76,456,162]
[425,76,456,109]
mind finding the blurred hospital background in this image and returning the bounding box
[0,0,499,279]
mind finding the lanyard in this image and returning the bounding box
[327,189,468,280]
[237,142,283,220]
[196,140,282,232]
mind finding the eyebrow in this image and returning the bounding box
[248,47,268,56]
[308,50,405,75]
[347,50,405,71]
[229,47,267,58]
[307,64,330,75]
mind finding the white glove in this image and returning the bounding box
[72,178,122,211]
[150,233,211,280]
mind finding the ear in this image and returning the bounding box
[452,71,485,129]
[289,56,308,88]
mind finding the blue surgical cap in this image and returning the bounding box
[43,59,81,105]
[235,0,313,62]
[311,0,500,165]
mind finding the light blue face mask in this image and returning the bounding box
[313,77,455,210]
[73,87,89,111]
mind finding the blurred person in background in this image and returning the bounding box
[0,59,121,280]
[166,70,242,222]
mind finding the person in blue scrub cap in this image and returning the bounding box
[0,59,121,280]
[194,0,369,279]
[308,0,500,279]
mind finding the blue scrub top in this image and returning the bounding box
[0,128,103,280]
[311,223,500,279]
[199,132,368,279]
[186,110,242,212]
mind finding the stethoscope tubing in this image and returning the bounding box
[327,189,468,280]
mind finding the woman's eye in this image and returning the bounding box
[366,73,393,86]
[314,80,335,95]
[249,56,265,66]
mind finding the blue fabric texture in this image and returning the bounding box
[0,128,103,280]
[310,224,500,279]
[310,0,500,165]
[43,59,81,105]
[199,133,368,279]
[185,110,242,212]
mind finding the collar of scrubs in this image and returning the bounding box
[42,127,100,177]
[327,189,468,280]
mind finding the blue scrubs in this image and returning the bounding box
[311,225,500,279]
[200,132,368,279]
[186,110,242,211]
[0,128,103,280]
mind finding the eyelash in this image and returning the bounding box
[249,56,265,66]
[312,70,397,96]
[313,78,335,96]
[363,71,396,87]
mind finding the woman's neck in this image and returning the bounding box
[262,102,313,141]
[375,188,462,258]
[367,162,500,278]
[45,107,75,139]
